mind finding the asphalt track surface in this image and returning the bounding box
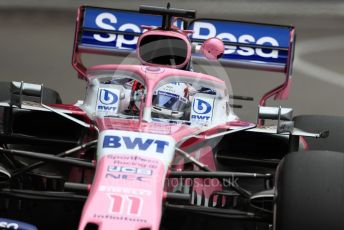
[0,1,343,121]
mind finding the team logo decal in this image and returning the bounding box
[96,88,120,115]
[191,97,214,125]
[99,89,118,105]
[193,99,212,114]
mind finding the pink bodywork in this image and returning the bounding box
[78,64,226,230]
[259,28,296,106]
[78,154,166,230]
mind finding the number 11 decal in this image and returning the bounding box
[108,194,143,216]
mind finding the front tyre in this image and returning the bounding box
[275,151,344,230]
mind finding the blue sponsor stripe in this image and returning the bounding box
[80,31,137,50]
[80,7,162,51]
[83,8,163,30]
[76,6,293,72]
[189,19,291,48]
[80,7,184,52]
[188,19,293,66]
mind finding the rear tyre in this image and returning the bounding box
[275,151,344,230]
[0,81,62,104]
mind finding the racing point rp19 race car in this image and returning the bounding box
[0,4,344,230]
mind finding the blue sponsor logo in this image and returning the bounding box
[103,135,169,154]
[188,20,291,65]
[81,7,184,50]
[99,89,118,105]
[193,99,212,114]
[79,7,292,68]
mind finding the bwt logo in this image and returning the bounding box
[193,99,212,114]
[191,115,211,121]
[103,135,169,154]
[192,21,280,58]
[99,89,118,105]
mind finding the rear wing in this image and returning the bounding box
[72,6,184,78]
[188,19,295,104]
[188,19,294,73]
[72,6,295,104]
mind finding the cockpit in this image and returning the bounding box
[80,67,233,127]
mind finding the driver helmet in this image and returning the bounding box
[152,82,196,119]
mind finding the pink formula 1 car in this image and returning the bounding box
[0,4,344,230]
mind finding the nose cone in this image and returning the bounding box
[78,130,176,230]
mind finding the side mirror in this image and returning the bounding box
[10,81,43,108]
[258,106,293,121]
[258,106,294,134]
[201,38,225,60]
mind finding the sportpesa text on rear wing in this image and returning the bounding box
[188,19,295,103]
[72,6,295,103]
[189,19,294,73]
